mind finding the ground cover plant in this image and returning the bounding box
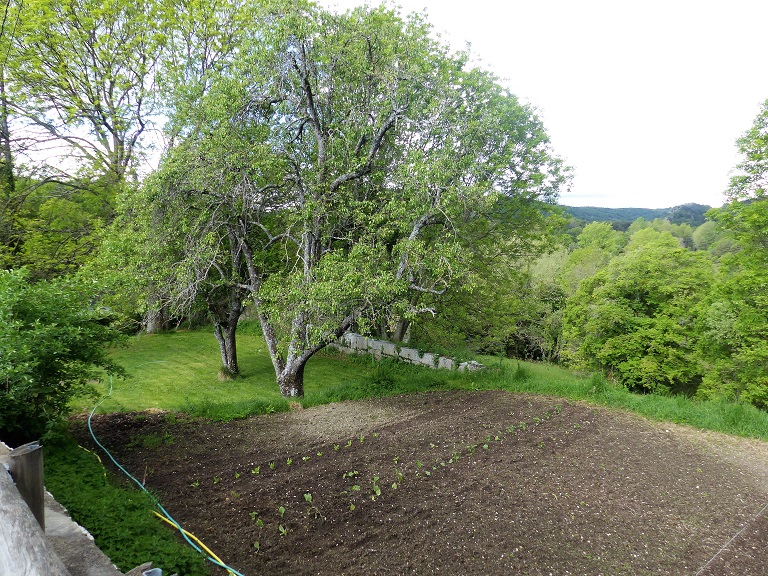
[46,327,768,575]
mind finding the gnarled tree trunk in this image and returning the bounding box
[213,320,239,376]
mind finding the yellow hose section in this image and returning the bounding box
[79,445,107,480]
[79,444,235,574]
[152,510,234,575]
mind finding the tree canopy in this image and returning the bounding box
[132,2,568,396]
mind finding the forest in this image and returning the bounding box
[1,0,768,441]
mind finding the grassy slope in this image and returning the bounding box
[76,324,768,441]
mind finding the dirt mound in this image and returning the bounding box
[78,391,768,575]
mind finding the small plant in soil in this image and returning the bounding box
[213,476,221,485]
[333,444,340,451]
[286,457,293,466]
[304,492,325,520]
[269,461,275,470]
[190,480,199,488]
[251,466,260,474]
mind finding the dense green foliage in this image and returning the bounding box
[563,229,713,394]
[0,269,121,443]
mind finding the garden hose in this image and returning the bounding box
[152,511,233,573]
[87,376,245,576]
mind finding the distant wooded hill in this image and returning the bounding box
[564,203,712,227]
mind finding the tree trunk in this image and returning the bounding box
[392,318,410,343]
[277,360,306,397]
[213,321,239,375]
[0,68,14,198]
[144,305,168,334]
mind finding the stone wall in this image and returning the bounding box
[332,333,483,372]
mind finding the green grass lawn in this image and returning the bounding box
[80,325,375,417]
[75,322,768,441]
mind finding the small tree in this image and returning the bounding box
[0,269,121,443]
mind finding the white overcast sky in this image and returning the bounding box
[319,0,768,208]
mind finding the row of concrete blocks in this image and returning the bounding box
[333,333,484,372]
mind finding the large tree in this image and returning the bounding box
[0,0,167,278]
[146,3,568,397]
[695,101,768,406]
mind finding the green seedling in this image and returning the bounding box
[302,455,310,461]
[234,471,241,479]
[213,476,221,485]
[278,524,288,536]
[278,505,286,517]
[286,458,293,466]
[317,451,323,457]
[345,440,353,448]
[359,435,365,443]
[230,490,240,499]
[269,461,275,470]
[251,466,260,475]
[190,480,199,488]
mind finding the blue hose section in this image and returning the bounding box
[87,376,245,576]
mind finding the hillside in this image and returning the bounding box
[564,203,712,226]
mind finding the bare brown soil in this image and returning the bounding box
[77,390,768,575]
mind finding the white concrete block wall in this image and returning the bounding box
[331,333,482,372]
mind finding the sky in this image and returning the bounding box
[319,0,768,208]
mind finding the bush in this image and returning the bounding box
[0,269,122,444]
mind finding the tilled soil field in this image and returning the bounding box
[78,390,768,575]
